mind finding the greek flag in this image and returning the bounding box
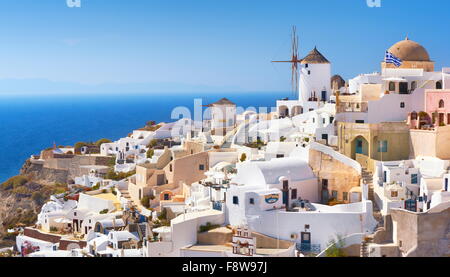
[385,51,403,67]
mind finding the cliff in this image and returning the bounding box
[0,177,67,248]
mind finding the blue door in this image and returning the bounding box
[405,199,417,212]
[300,232,311,252]
[356,139,363,154]
[321,90,327,101]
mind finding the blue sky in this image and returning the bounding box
[0,0,449,94]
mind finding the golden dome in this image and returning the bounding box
[388,37,430,62]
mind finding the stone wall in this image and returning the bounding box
[391,205,450,257]
[309,148,361,203]
[24,155,114,184]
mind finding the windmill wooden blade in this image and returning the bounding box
[271,25,301,96]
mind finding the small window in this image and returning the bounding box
[436,81,443,90]
[305,64,309,68]
[329,117,334,124]
[439,99,445,108]
[355,120,365,124]
[400,102,405,108]
[170,164,173,172]
[332,190,338,199]
[312,118,315,123]
[199,164,205,171]
[308,70,311,75]
[74,212,77,216]
[249,198,255,205]
[323,118,326,124]
[391,191,398,198]
[389,82,395,91]
[343,192,348,201]
[411,174,418,184]
[233,196,239,205]
[378,141,388,153]
[276,154,285,158]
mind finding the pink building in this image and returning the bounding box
[407,89,450,129]
[425,89,450,126]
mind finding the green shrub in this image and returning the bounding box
[280,136,287,142]
[146,149,154,159]
[92,183,101,190]
[147,139,159,148]
[31,192,45,205]
[158,208,167,221]
[106,170,136,181]
[240,153,247,162]
[50,226,58,232]
[325,235,346,257]
[12,186,30,195]
[95,138,112,147]
[74,142,88,153]
[99,209,109,214]
[1,175,28,190]
[146,120,156,126]
[198,222,221,233]
[141,196,151,208]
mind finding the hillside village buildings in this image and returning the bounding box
[12,37,450,258]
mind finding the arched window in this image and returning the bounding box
[411,81,417,91]
[439,99,445,108]
[411,112,418,120]
[389,82,395,91]
[436,81,443,90]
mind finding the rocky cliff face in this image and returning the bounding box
[0,181,65,247]
[0,159,71,247]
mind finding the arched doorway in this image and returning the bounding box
[291,106,303,117]
[351,136,368,159]
[278,106,289,118]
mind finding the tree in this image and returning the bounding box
[325,235,346,257]
[95,138,112,147]
[74,142,88,153]
[146,120,156,126]
[146,149,154,159]
[147,139,158,148]
[240,153,247,162]
[141,196,151,208]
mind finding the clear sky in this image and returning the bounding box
[0,0,449,94]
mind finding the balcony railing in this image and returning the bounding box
[296,243,321,254]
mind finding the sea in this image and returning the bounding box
[0,91,288,183]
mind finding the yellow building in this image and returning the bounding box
[337,121,410,171]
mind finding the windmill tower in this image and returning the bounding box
[272,26,303,98]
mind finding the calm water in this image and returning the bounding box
[0,92,287,182]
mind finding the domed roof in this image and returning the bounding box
[388,37,430,62]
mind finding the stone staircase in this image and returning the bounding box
[362,168,384,228]
[360,239,369,257]
[118,188,142,212]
